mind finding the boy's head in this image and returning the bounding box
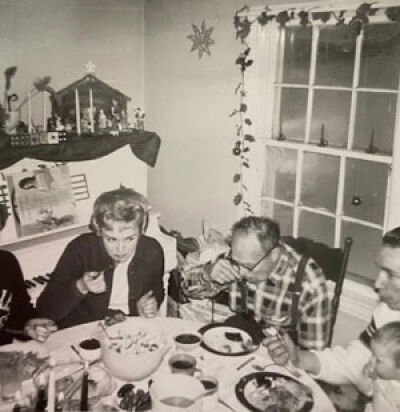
[369,321,400,380]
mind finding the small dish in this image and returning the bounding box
[78,338,101,362]
[174,332,202,352]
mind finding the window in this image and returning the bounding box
[243,4,400,287]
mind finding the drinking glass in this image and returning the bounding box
[0,351,24,402]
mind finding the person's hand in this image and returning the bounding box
[137,290,158,318]
[24,318,57,342]
[76,271,106,295]
[209,258,241,285]
[263,331,298,366]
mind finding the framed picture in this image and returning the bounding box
[7,164,79,237]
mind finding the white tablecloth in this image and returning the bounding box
[0,317,336,411]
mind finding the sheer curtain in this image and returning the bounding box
[241,22,280,215]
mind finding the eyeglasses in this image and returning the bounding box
[225,246,276,275]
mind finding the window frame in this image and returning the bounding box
[241,2,400,312]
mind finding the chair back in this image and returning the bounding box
[281,235,353,346]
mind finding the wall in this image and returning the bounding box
[144,0,255,237]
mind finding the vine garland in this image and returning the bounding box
[231,3,400,209]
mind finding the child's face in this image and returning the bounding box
[369,340,400,380]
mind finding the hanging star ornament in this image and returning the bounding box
[187,21,215,58]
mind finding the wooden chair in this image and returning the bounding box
[281,235,353,346]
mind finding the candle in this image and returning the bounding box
[79,368,89,411]
[89,88,94,133]
[75,88,81,135]
[47,357,56,412]
[43,92,47,132]
[27,91,32,134]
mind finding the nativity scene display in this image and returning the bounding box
[0,64,145,147]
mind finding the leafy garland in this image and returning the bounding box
[231,3,400,209]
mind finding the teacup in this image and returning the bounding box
[168,353,200,376]
[150,373,204,412]
[78,338,101,362]
[174,331,202,352]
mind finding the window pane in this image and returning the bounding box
[298,210,335,246]
[301,153,339,213]
[343,159,388,225]
[342,222,382,285]
[315,25,356,87]
[282,26,312,84]
[278,88,308,142]
[263,147,296,202]
[261,200,293,236]
[310,90,351,148]
[359,23,400,90]
[353,92,396,155]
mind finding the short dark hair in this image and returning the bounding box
[90,187,148,234]
[372,321,400,369]
[382,227,400,248]
[231,216,280,252]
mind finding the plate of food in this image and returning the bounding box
[235,371,314,412]
[198,324,258,356]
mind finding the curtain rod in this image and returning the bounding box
[241,1,400,16]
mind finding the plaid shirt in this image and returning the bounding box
[229,243,331,350]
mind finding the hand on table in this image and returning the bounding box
[137,290,157,318]
[24,318,58,342]
[76,271,106,295]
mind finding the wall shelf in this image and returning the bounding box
[0,130,161,170]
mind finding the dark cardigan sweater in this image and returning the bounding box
[36,233,164,329]
[0,250,37,345]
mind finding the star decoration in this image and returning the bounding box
[187,21,215,58]
[84,61,96,74]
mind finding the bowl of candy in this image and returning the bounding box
[100,321,170,381]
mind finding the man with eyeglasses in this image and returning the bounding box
[202,216,331,350]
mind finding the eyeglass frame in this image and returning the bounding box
[223,245,277,276]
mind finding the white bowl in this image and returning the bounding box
[173,331,202,352]
[150,372,204,412]
[100,322,170,381]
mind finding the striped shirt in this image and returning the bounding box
[229,243,331,350]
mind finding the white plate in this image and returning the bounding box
[201,325,253,355]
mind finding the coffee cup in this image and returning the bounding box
[150,373,204,412]
[168,353,200,376]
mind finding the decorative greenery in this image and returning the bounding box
[231,2,400,208]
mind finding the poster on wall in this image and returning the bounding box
[7,164,79,237]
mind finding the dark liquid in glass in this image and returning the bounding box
[175,333,200,344]
[171,360,194,370]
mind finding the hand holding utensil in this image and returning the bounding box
[262,327,302,378]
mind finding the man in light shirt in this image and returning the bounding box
[264,226,400,409]
[37,187,164,328]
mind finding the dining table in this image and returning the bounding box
[0,316,336,411]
